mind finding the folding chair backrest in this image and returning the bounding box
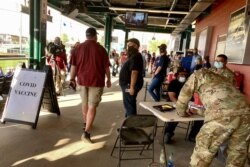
[0,76,4,95]
[122,115,158,128]
[3,76,13,94]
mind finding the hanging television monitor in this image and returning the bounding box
[125,11,148,29]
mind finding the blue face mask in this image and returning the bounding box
[214,61,223,69]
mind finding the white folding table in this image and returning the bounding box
[139,101,204,161]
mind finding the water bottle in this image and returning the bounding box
[159,149,166,166]
[167,152,174,167]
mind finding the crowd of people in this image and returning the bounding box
[45,27,249,166]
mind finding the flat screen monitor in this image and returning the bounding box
[125,12,148,28]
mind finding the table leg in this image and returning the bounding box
[163,122,167,162]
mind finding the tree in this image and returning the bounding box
[148,39,168,54]
[60,33,69,44]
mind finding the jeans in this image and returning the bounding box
[164,120,204,139]
[120,83,143,117]
[112,64,118,76]
[164,122,179,137]
[189,120,204,138]
[148,76,164,102]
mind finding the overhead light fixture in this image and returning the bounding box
[148,23,178,28]
[109,7,189,15]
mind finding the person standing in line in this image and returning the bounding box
[181,50,193,74]
[110,49,119,77]
[70,27,111,143]
[68,41,80,72]
[190,48,202,73]
[176,68,250,167]
[146,51,152,71]
[148,44,169,102]
[150,52,156,74]
[119,48,127,68]
[46,37,68,95]
[202,55,211,69]
[141,50,147,77]
[119,38,144,117]
[194,57,203,71]
[171,52,182,74]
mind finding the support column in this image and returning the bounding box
[185,25,193,49]
[40,0,47,68]
[29,0,47,69]
[179,31,186,51]
[104,14,113,56]
[29,0,34,68]
[124,29,130,49]
[33,0,41,69]
[40,23,46,69]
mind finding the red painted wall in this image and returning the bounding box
[195,0,250,102]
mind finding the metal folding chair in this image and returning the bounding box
[110,115,158,167]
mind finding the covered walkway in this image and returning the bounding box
[0,75,227,167]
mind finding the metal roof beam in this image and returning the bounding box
[109,7,189,15]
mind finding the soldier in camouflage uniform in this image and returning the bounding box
[209,54,236,85]
[176,68,250,167]
[187,54,236,142]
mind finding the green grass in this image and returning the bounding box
[0,59,28,73]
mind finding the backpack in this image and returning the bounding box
[46,42,63,56]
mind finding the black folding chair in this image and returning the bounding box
[111,115,158,167]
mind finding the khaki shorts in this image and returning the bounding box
[79,86,104,107]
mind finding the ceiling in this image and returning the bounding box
[47,0,216,35]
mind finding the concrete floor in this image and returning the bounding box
[0,75,248,167]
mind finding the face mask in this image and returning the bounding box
[178,77,186,83]
[159,48,166,53]
[127,46,138,57]
[214,61,223,69]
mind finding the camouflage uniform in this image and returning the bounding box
[176,69,250,167]
[209,67,236,85]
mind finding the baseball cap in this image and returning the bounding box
[86,27,98,37]
[127,38,140,47]
[158,44,167,49]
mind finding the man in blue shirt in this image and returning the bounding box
[190,48,202,73]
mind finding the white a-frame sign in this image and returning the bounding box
[1,66,60,129]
